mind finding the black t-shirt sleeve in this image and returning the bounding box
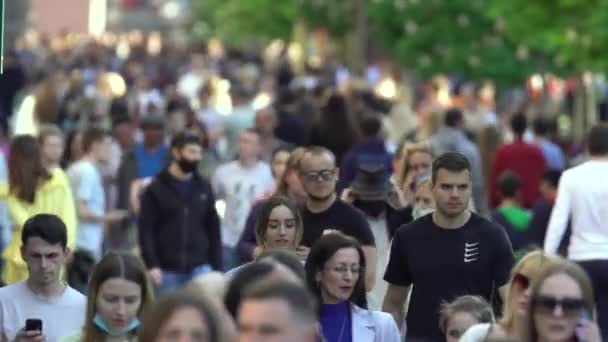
[491,223,515,287]
[384,226,413,286]
[341,203,376,246]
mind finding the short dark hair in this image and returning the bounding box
[498,170,521,199]
[241,281,317,324]
[431,152,471,184]
[510,113,527,136]
[444,108,464,128]
[170,131,202,150]
[82,126,110,153]
[542,170,562,189]
[587,123,608,156]
[359,114,383,138]
[21,214,68,249]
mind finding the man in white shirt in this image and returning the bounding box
[0,214,86,342]
[544,123,608,339]
[212,129,274,270]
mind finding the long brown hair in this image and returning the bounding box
[254,196,303,250]
[82,252,155,342]
[9,135,51,203]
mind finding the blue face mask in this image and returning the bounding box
[94,313,140,337]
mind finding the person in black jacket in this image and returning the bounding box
[139,132,222,294]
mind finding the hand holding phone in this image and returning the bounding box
[14,319,44,342]
[25,319,42,332]
[575,309,601,342]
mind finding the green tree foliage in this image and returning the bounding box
[488,0,608,73]
[193,0,298,43]
[367,0,540,86]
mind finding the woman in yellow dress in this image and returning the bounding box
[1,135,77,283]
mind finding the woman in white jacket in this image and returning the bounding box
[305,232,400,342]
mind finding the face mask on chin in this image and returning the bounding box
[412,207,434,220]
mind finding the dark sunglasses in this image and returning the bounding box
[512,273,531,290]
[535,295,585,317]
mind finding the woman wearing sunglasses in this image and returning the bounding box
[524,260,601,342]
[305,232,400,342]
[460,251,559,341]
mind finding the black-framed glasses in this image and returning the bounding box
[301,169,336,182]
[535,295,585,317]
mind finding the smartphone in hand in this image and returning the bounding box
[576,309,591,342]
[25,319,42,332]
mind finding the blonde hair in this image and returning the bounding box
[499,250,560,332]
[397,141,433,189]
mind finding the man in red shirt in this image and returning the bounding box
[490,113,546,208]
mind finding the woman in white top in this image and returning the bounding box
[305,232,400,342]
[460,250,559,342]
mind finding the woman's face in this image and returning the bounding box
[264,204,297,250]
[271,151,290,180]
[316,247,360,304]
[156,307,210,342]
[414,182,435,210]
[445,311,479,342]
[96,277,142,331]
[41,135,64,166]
[533,273,585,342]
[407,151,432,177]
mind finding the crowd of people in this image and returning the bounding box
[0,31,605,342]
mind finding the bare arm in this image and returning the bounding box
[362,246,376,292]
[382,283,411,326]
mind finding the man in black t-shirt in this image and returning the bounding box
[298,146,377,290]
[383,152,514,342]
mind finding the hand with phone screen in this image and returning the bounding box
[14,319,45,342]
[575,309,601,342]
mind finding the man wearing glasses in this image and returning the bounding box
[298,146,377,291]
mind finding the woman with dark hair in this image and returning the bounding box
[1,135,77,283]
[139,289,224,342]
[236,148,308,261]
[524,260,601,342]
[61,252,155,341]
[305,232,400,342]
[226,196,304,276]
